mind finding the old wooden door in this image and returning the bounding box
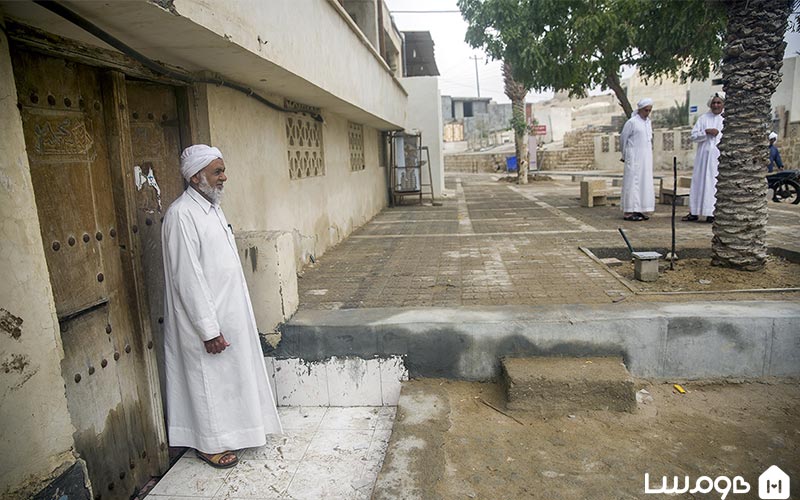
[125,81,187,402]
[13,50,167,499]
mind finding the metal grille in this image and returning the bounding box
[286,114,325,179]
[663,132,674,151]
[614,135,621,153]
[601,136,609,153]
[349,122,365,171]
[681,131,692,150]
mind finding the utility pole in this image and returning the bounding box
[470,55,482,97]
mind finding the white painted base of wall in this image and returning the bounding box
[265,356,408,407]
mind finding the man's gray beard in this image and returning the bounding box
[197,174,224,204]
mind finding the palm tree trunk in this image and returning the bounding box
[711,0,791,271]
[503,62,530,184]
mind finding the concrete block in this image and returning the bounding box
[274,358,329,406]
[326,357,383,406]
[767,318,800,376]
[501,356,636,414]
[380,356,409,406]
[237,230,299,333]
[580,179,608,207]
[633,252,661,282]
[662,317,769,379]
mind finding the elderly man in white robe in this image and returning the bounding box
[162,144,282,468]
[683,92,724,223]
[620,98,655,221]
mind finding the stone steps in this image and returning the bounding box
[501,356,636,415]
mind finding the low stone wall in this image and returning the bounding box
[594,127,696,170]
[444,153,507,173]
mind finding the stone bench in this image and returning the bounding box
[660,176,692,205]
[580,179,620,207]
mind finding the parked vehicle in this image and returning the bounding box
[767,169,800,204]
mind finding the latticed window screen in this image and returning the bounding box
[614,135,621,152]
[680,131,692,150]
[286,114,324,179]
[601,136,610,153]
[663,132,674,151]
[348,122,365,171]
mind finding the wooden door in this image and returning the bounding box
[125,81,187,401]
[13,50,166,500]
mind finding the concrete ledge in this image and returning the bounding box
[277,301,800,380]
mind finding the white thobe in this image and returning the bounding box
[620,114,654,212]
[689,111,724,217]
[162,187,282,453]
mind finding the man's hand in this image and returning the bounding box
[705,128,719,137]
[204,333,230,354]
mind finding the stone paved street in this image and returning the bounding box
[298,172,800,310]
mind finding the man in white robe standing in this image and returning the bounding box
[620,98,655,221]
[683,92,725,223]
[162,144,282,468]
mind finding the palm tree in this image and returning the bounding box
[712,0,792,270]
[503,61,530,184]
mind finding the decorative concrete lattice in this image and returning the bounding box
[348,122,365,171]
[663,132,674,151]
[680,131,692,150]
[286,114,324,179]
[614,135,621,152]
[601,136,610,153]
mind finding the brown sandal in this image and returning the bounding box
[197,450,239,469]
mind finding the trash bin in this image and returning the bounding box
[506,156,518,172]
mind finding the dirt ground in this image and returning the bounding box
[617,255,800,292]
[393,378,800,500]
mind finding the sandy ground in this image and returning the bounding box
[381,378,800,500]
[618,255,800,292]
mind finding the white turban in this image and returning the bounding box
[769,132,778,141]
[180,144,223,180]
[637,98,653,109]
[707,91,725,107]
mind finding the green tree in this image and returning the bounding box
[712,0,793,270]
[458,0,726,118]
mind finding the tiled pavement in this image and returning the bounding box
[298,172,800,309]
[145,406,395,499]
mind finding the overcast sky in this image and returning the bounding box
[386,0,800,104]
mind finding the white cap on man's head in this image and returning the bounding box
[180,144,223,180]
[637,98,653,109]
[769,132,778,141]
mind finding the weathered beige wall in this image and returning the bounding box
[594,127,697,171]
[401,76,444,198]
[0,31,76,498]
[172,0,406,126]
[205,85,388,266]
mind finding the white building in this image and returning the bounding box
[0,1,442,498]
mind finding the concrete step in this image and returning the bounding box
[501,356,636,414]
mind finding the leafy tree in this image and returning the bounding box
[712,0,792,270]
[458,0,726,118]
[651,94,689,129]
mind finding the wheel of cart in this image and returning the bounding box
[767,169,800,204]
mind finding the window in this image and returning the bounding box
[348,122,365,171]
[286,114,325,179]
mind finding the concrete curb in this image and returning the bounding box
[277,301,800,380]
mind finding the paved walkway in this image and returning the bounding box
[298,172,800,310]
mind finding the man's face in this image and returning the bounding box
[191,158,227,203]
[710,98,724,115]
[638,105,652,119]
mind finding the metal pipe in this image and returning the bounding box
[670,156,677,270]
[618,228,635,254]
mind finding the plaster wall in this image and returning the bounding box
[0,31,76,497]
[172,0,406,126]
[594,128,697,171]
[533,107,572,143]
[772,56,799,122]
[401,76,444,197]
[205,85,388,268]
